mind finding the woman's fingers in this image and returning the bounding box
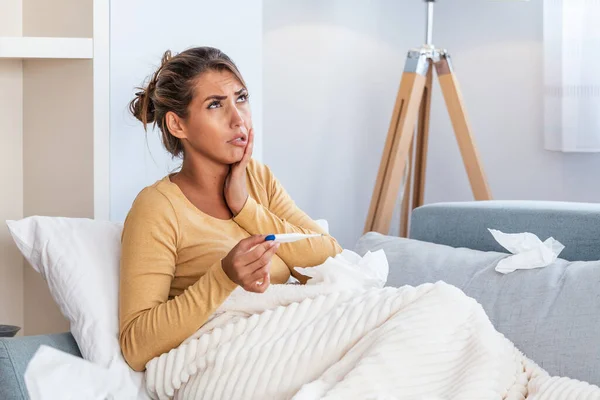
[245,127,254,159]
[245,242,280,274]
[236,234,268,253]
[233,231,278,293]
[255,270,270,293]
[238,127,254,170]
[224,234,277,288]
[245,263,271,293]
[239,239,277,265]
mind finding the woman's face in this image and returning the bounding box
[172,69,252,165]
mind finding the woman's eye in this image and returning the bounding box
[237,94,248,103]
[208,101,221,109]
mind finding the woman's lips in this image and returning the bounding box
[228,137,247,147]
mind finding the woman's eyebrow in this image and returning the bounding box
[203,88,247,103]
[204,94,227,102]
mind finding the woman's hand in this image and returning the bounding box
[222,235,280,293]
[224,127,254,216]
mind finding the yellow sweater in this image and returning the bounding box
[119,159,342,371]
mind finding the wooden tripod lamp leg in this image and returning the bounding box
[399,132,414,238]
[401,65,433,238]
[435,54,492,201]
[364,51,428,234]
[412,65,434,209]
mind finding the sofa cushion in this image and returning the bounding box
[354,232,600,386]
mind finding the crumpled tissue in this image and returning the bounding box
[488,228,565,274]
[295,249,389,289]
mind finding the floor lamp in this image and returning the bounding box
[364,0,502,237]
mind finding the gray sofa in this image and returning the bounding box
[2,200,599,399]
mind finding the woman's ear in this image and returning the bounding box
[166,111,187,139]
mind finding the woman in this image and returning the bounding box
[119,46,342,372]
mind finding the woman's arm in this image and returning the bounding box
[119,188,237,371]
[232,161,342,278]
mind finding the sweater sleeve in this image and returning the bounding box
[233,161,342,277]
[118,188,237,371]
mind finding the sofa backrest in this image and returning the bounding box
[409,200,600,261]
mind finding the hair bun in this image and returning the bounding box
[129,86,156,127]
[129,49,173,128]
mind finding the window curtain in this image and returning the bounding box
[544,0,600,152]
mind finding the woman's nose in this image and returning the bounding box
[230,106,245,128]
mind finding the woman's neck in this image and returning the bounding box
[177,155,229,197]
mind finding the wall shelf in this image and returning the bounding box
[0,37,93,59]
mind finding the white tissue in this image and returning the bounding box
[488,228,565,274]
[295,249,389,289]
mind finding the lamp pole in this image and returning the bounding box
[425,0,435,46]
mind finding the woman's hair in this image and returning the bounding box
[129,46,246,158]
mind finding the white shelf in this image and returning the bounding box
[0,37,93,59]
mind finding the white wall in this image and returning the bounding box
[110,0,263,221]
[263,0,600,249]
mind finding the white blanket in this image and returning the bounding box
[144,250,600,400]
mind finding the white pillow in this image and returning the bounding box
[5,217,146,398]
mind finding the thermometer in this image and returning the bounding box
[264,233,324,243]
